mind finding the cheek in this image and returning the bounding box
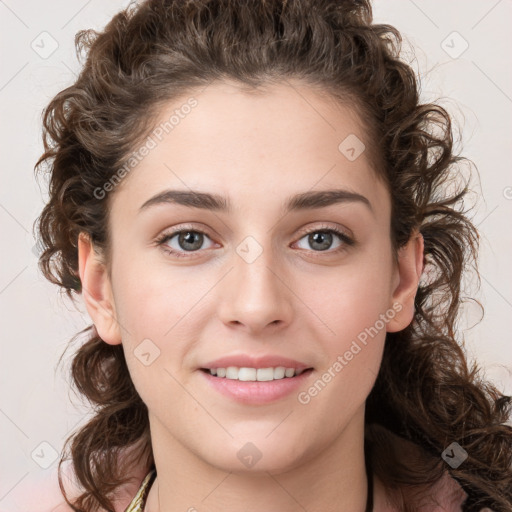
[299,274,389,414]
[306,257,394,338]
[109,257,194,390]
[112,251,196,334]
[298,251,393,388]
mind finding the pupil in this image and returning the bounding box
[180,231,202,251]
[310,231,332,251]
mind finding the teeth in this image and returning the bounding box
[207,366,307,381]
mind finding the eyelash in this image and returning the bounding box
[154,224,355,259]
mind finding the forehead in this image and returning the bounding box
[110,79,390,220]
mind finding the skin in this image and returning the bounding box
[78,80,424,512]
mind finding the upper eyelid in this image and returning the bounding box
[159,222,351,240]
[157,223,353,250]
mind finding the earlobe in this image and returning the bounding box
[77,232,122,345]
[386,231,424,333]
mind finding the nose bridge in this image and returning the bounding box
[217,233,293,330]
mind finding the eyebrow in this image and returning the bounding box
[139,188,373,215]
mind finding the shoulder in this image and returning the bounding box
[0,463,77,512]
[422,471,468,511]
[0,460,148,512]
[375,469,468,512]
[402,471,469,511]
[367,425,470,511]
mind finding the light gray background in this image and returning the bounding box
[1,0,511,507]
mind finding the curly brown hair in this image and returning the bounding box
[33,0,512,511]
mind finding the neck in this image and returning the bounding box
[145,406,371,512]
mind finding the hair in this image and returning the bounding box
[33,0,512,511]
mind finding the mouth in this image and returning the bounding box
[198,366,315,404]
[199,366,314,381]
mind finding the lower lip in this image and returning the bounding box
[198,369,314,405]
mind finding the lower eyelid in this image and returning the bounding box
[157,227,353,257]
[159,230,215,252]
[294,229,353,250]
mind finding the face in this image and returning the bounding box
[79,80,422,474]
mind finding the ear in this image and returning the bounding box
[77,232,122,345]
[386,230,424,333]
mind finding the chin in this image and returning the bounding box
[198,436,311,475]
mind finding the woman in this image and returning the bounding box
[33,0,512,510]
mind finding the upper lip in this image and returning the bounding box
[200,355,313,371]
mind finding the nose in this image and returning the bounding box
[216,239,294,335]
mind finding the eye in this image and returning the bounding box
[294,225,355,254]
[155,226,216,258]
[155,223,355,259]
